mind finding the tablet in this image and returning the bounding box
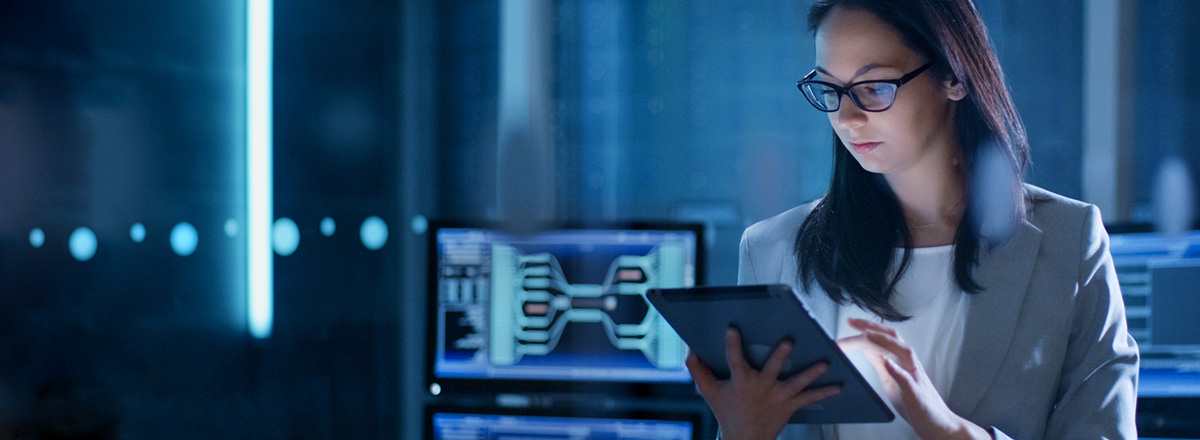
[646,284,894,424]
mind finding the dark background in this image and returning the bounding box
[0,0,1196,439]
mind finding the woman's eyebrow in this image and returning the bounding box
[814,63,899,81]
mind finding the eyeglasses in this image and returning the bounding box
[796,62,931,112]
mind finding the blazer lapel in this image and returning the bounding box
[946,219,1043,417]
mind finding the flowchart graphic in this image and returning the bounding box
[433,227,696,383]
[488,242,684,370]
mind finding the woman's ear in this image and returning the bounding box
[944,76,967,101]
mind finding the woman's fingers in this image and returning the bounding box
[884,357,917,392]
[835,334,871,353]
[777,361,840,414]
[838,320,920,374]
[847,317,899,338]
[837,332,900,362]
[781,361,829,396]
[686,352,719,396]
[725,327,752,376]
[760,339,794,379]
[786,383,842,412]
[862,330,919,373]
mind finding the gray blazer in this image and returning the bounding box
[738,185,1139,440]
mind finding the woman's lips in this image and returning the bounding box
[851,141,881,154]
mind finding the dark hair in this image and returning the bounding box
[796,0,1029,321]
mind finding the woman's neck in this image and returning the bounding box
[885,160,965,248]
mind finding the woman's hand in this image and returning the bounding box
[685,327,841,440]
[837,318,992,440]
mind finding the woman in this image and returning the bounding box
[684,0,1140,439]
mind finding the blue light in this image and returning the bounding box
[29,228,45,248]
[411,215,428,235]
[248,0,274,339]
[360,216,388,250]
[272,217,300,256]
[69,227,97,261]
[320,217,336,237]
[130,223,146,243]
[170,222,199,257]
[225,218,239,238]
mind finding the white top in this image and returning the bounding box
[831,245,970,440]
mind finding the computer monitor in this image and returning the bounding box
[1107,226,1200,398]
[425,405,704,440]
[426,221,703,397]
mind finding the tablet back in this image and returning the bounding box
[646,284,893,424]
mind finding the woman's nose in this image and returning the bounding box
[834,95,867,128]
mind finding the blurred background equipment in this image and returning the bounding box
[0,0,1198,439]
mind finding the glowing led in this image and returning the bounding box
[29,228,45,248]
[170,222,199,257]
[320,217,336,237]
[130,223,146,243]
[69,227,97,261]
[360,216,388,250]
[272,217,300,256]
[411,215,428,235]
[225,218,239,238]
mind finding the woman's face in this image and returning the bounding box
[813,7,963,177]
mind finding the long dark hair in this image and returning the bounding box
[796,0,1030,321]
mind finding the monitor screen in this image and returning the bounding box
[426,221,702,396]
[1108,228,1200,397]
[426,406,700,440]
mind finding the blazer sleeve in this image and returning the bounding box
[982,205,1138,440]
[1034,205,1140,439]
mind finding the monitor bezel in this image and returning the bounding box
[424,219,706,398]
[423,402,709,440]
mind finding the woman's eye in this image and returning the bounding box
[863,85,890,96]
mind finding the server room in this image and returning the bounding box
[0,0,1197,439]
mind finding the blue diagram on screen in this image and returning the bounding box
[432,412,693,440]
[434,228,696,383]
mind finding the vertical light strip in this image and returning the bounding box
[1083,0,1133,221]
[497,0,555,221]
[247,0,273,339]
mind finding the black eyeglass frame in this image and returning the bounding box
[796,62,932,113]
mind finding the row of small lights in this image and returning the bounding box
[25,216,391,262]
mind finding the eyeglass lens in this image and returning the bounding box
[802,82,898,112]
